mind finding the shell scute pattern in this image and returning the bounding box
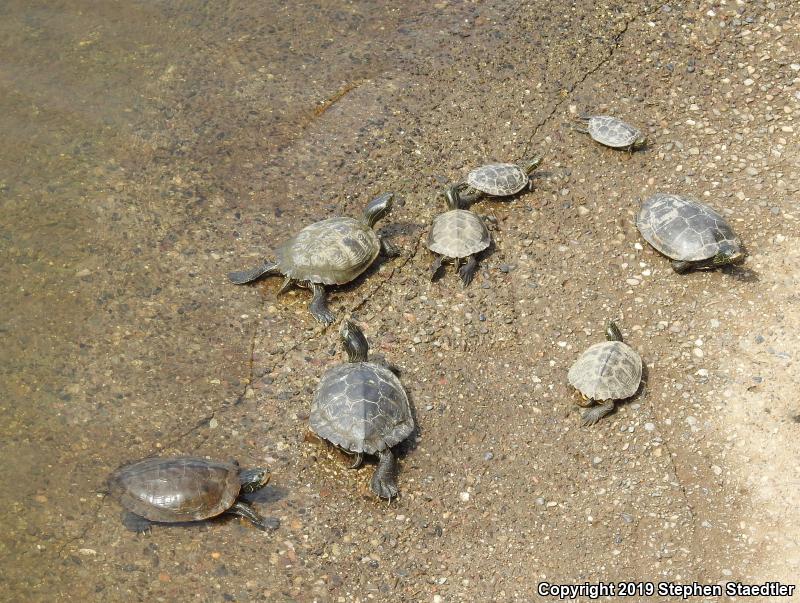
[568,341,642,401]
[427,210,490,258]
[311,363,413,455]
[466,163,528,195]
[278,217,380,284]
[108,457,240,522]
[637,194,741,261]
[587,116,641,147]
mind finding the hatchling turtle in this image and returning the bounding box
[636,193,745,273]
[427,192,491,286]
[446,155,543,206]
[108,456,279,533]
[309,320,414,499]
[575,115,647,152]
[228,192,397,325]
[568,322,643,426]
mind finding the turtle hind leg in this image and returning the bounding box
[380,236,401,258]
[228,260,280,284]
[309,282,335,326]
[458,255,478,287]
[581,400,615,427]
[348,451,364,469]
[430,255,444,281]
[227,501,279,531]
[370,448,399,500]
[671,260,693,274]
[121,511,153,534]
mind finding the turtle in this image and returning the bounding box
[108,456,279,533]
[228,192,397,325]
[575,115,647,152]
[446,155,543,206]
[636,193,745,273]
[427,191,491,286]
[309,320,414,499]
[568,321,643,426]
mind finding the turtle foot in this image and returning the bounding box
[380,238,401,258]
[371,449,399,500]
[122,511,153,534]
[670,260,693,274]
[257,517,281,532]
[370,475,399,500]
[458,256,478,287]
[309,283,335,326]
[581,401,615,427]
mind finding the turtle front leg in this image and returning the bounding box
[276,275,294,296]
[309,282,335,326]
[670,260,693,274]
[370,448,399,500]
[581,400,615,427]
[458,255,479,287]
[228,259,280,284]
[121,511,154,534]
[227,501,280,531]
[380,236,401,258]
[430,254,444,280]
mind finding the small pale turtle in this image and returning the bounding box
[636,193,745,273]
[568,322,642,426]
[108,456,279,533]
[228,193,397,325]
[310,320,414,499]
[446,155,543,206]
[427,192,491,286]
[575,115,646,152]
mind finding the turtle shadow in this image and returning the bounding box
[244,483,290,505]
[723,264,759,283]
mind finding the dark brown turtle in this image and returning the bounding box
[108,456,279,533]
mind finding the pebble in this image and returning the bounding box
[78,548,97,556]
[483,451,494,461]
[535,497,545,506]
[712,465,723,476]
[459,491,470,502]
[644,422,655,432]
[693,348,704,358]
[209,418,219,429]
[433,596,443,603]
[76,269,92,278]
[626,278,640,286]
[592,456,602,465]
[577,205,590,216]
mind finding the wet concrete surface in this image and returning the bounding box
[2,0,799,601]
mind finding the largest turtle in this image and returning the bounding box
[636,193,744,273]
[309,320,414,499]
[108,456,279,533]
[228,193,397,325]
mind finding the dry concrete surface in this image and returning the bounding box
[1,0,799,601]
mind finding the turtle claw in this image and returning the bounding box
[370,474,399,500]
[581,401,615,427]
[458,256,478,287]
[309,283,335,326]
[310,306,336,326]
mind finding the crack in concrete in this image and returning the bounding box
[520,8,643,159]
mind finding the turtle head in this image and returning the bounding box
[363,192,394,228]
[712,243,745,268]
[520,154,543,175]
[340,319,369,362]
[239,467,271,493]
[605,321,623,342]
[632,133,648,150]
[443,184,463,210]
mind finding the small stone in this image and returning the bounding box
[483,451,494,461]
[592,456,602,465]
[712,465,722,476]
[209,418,219,429]
[693,348,704,358]
[626,278,640,286]
[76,269,91,278]
[644,422,655,432]
[78,548,97,556]
[620,513,633,524]
[433,596,443,603]
[754,335,764,344]
[459,491,470,502]
[535,497,545,506]
[577,205,590,216]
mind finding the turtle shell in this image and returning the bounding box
[586,116,642,148]
[568,341,642,401]
[277,217,380,285]
[108,457,241,522]
[427,209,490,258]
[310,362,414,455]
[466,163,528,196]
[636,193,742,262]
